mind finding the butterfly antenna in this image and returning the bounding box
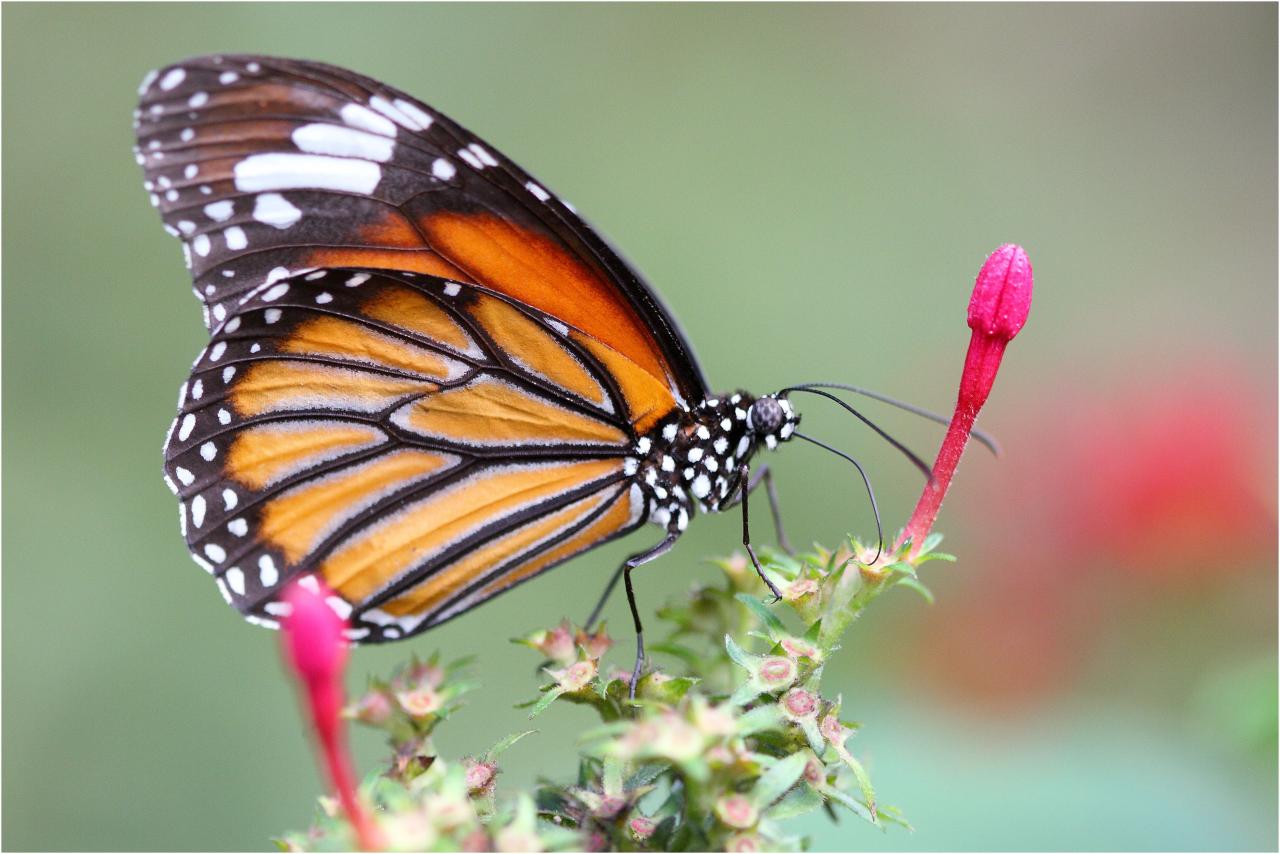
[794,431,884,563]
[786,381,1000,456]
[781,386,933,481]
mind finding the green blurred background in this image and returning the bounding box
[4,3,1275,850]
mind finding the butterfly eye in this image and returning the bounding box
[747,397,786,437]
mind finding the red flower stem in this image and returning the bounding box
[281,579,383,850]
[899,339,1004,555]
[897,244,1033,557]
[307,679,381,850]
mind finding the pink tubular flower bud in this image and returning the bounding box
[899,244,1034,555]
[757,656,797,688]
[628,816,656,841]
[781,688,818,719]
[715,794,759,829]
[280,577,381,850]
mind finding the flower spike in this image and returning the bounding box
[899,244,1034,555]
[280,577,382,850]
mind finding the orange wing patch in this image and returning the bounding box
[379,490,614,617]
[420,212,674,386]
[466,293,608,409]
[390,377,628,447]
[320,458,624,604]
[259,448,458,564]
[360,286,480,357]
[572,332,678,434]
[278,315,467,381]
[226,421,385,490]
[471,486,637,602]
[231,361,431,417]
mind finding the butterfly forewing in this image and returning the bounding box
[135,55,707,408]
[164,268,654,638]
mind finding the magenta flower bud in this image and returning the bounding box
[550,659,597,692]
[628,816,656,841]
[726,833,762,852]
[802,754,826,786]
[280,577,381,850]
[779,637,820,661]
[282,576,348,687]
[899,244,1034,555]
[968,244,1033,341]
[782,688,818,719]
[757,656,797,688]
[464,759,497,794]
[350,691,393,726]
[715,794,759,829]
[396,686,442,718]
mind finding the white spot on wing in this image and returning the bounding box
[259,555,278,586]
[234,153,381,194]
[204,200,234,222]
[526,181,550,201]
[262,283,289,301]
[251,193,301,229]
[393,98,433,130]
[159,68,185,90]
[223,226,247,250]
[340,103,398,137]
[292,123,394,162]
[431,158,456,181]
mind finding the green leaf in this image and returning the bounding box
[724,634,757,670]
[602,755,624,798]
[838,751,878,820]
[625,762,670,791]
[735,702,784,736]
[527,686,566,719]
[735,592,788,636]
[894,576,935,604]
[729,681,764,707]
[752,752,809,807]
[766,784,826,821]
[824,786,881,828]
[485,729,537,761]
[920,532,945,554]
[876,804,914,831]
[881,560,917,578]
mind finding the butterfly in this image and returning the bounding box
[134,55,915,682]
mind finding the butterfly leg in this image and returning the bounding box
[614,532,680,699]
[740,464,785,603]
[749,464,793,554]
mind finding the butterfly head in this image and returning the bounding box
[747,394,799,451]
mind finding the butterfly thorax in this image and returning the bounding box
[630,392,799,533]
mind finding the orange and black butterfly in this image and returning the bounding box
[134,56,917,678]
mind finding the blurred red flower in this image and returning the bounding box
[906,362,1276,706]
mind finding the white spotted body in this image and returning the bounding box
[634,393,799,534]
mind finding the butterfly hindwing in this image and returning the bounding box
[163,269,654,639]
[135,54,707,411]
